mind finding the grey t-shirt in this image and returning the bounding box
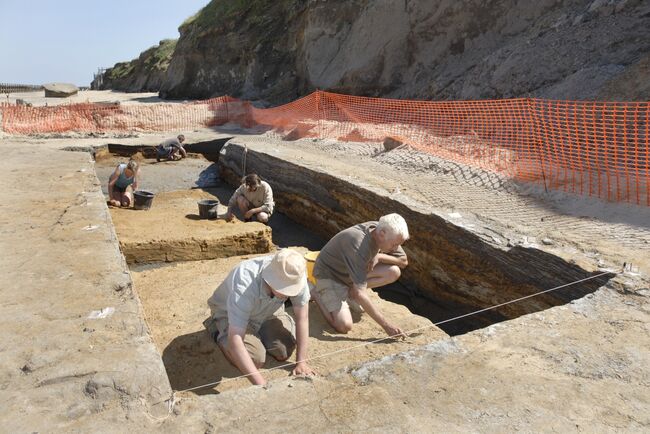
[158,137,183,151]
[313,221,406,287]
[207,255,310,333]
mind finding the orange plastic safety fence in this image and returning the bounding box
[0,97,234,134]
[1,91,648,205]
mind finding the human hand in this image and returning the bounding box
[292,362,316,377]
[367,254,379,272]
[382,323,406,340]
[244,209,255,219]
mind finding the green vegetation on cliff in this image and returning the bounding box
[143,39,178,70]
[180,0,304,35]
[107,62,136,80]
[106,39,177,81]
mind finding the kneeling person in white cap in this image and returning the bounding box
[206,249,315,386]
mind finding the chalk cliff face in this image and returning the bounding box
[113,0,650,102]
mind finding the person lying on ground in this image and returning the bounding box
[107,159,140,207]
[225,173,274,223]
[311,213,409,338]
[204,249,316,386]
[156,134,187,161]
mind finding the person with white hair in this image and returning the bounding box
[204,249,315,386]
[311,213,410,338]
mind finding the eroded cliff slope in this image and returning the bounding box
[106,0,650,103]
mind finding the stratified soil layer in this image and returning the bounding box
[110,190,273,263]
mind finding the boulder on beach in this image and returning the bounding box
[43,82,78,98]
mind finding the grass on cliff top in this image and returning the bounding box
[106,39,177,79]
[144,39,178,70]
[180,0,303,33]
[107,62,136,80]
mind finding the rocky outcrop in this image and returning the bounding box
[92,39,177,92]
[43,83,78,98]
[157,0,650,103]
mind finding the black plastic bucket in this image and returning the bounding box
[133,190,155,210]
[198,199,219,219]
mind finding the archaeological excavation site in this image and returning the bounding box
[2,89,649,431]
[2,0,650,432]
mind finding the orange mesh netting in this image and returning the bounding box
[1,91,648,205]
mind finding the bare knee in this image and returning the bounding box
[333,320,353,334]
[257,212,269,223]
[387,265,401,283]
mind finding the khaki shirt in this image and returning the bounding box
[228,180,275,215]
[313,221,406,287]
[207,255,309,333]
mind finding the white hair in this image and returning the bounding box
[377,213,409,240]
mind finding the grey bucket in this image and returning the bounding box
[133,190,155,210]
[198,199,219,219]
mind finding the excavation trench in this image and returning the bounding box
[94,138,612,393]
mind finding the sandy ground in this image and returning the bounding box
[96,152,326,251]
[95,154,220,195]
[101,157,441,394]
[0,144,173,432]
[109,189,273,263]
[131,255,446,394]
[3,90,168,106]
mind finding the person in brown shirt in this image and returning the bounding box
[312,213,409,338]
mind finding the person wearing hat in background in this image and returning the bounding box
[156,134,187,161]
[225,173,274,223]
[312,213,410,338]
[205,249,315,386]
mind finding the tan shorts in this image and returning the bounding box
[314,278,351,313]
[207,311,296,366]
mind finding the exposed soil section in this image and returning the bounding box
[110,190,273,263]
[218,137,620,333]
[131,254,446,394]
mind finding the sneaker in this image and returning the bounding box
[202,317,219,343]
